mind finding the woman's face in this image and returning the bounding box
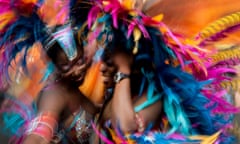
[54,32,99,83]
[55,47,87,82]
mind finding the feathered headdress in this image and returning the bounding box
[0,0,89,88]
[87,0,238,143]
[0,0,238,143]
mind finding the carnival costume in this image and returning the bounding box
[0,0,239,144]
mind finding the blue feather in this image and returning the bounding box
[40,62,55,82]
[0,13,48,83]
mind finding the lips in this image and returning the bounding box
[72,63,89,81]
[68,57,93,82]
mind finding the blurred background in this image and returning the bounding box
[1,0,240,143]
[145,0,240,39]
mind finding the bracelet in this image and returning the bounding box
[114,72,130,83]
[26,112,58,142]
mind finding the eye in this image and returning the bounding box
[59,64,71,72]
[76,58,83,65]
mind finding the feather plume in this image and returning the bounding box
[0,10,17,32]
[37,0,70,27]
[195,12,240,45]
[0,10,47,85]
[91,122,114,144]
[0,94,36,143]
[210,45,240,65]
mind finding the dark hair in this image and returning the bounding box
[46,41,64,64]
[70,0,92,28]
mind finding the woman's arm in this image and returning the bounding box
[23,85,66,144]
[102,52,162,133]
[108,52,138,133]
[112,80,162,133]
[111,71,137,133]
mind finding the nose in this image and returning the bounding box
[100,62,117,77]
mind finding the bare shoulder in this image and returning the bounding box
[38,82,68,114]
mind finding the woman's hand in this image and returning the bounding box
[100,51,133,87]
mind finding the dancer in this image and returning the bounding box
[87,0,239,143]
[0,0,105,143]
[23,29,101,144]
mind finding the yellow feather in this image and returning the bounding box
[189,131,221,144]
[152,14,164,22]
[133,28,141,54]
[21,0,37,4]
[121,0,135,10]
[133,28,141,41]
[195,12,240,42]
[211,45,240,63]
[201,131,221,144]
[189,135,209,140]
[119,0,139,16]
[0,11,16,31]
[108,128,135,144]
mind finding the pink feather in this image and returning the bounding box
[88,6,101,29]
[166,133,186,140]
[127,21,135,38]
[202,89,240,113]
[91,122,114,144]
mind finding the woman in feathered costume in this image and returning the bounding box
[0,0,107,143]
[0,0,239,143]
[85,0,240,143]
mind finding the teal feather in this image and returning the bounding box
[40,62,55,82]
